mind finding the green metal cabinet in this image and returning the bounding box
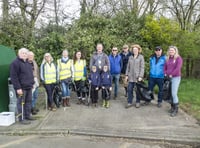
[0,45,16,112]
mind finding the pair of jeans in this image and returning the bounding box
[148,77,164,103]
[32,87,39,108]
[61,81,70,98]
[127,82,140,104]
[112,74,120,97]
[17,89,32,121]
[171,76,181,104]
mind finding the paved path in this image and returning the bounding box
[0,135,193,148]
[0,85,200,147]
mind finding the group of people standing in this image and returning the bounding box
[142,45,182,118]
[9,43,182,124]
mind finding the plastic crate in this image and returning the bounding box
[0,112,15,126]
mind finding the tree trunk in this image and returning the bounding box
[185,57,190,78]
[2,0,9,21]
[54,0,59,27]
[2,0,9,22]
[192,59,200,78]
[80,0,87,15]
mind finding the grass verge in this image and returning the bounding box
[179,79,200,122]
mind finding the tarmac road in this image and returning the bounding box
[0,135,193,148]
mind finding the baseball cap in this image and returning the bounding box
[155,46,162,51]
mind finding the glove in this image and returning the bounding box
[109,87,112,91]
[88,80,92,84]
[125,76,128,82]
[95,87,99,90]
[138,77,142,82]
[102,86,105,89]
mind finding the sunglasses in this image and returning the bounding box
[112,50,118,51]
[155,49,161,51]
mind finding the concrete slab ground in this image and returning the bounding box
[0,85,200,147]
[0,135,194,148]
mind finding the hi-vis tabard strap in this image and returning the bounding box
[44,62,57,84]
[57,59,72,80]
[74,59,86,81]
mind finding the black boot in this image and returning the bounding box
[168,104,174,113]
[170,103,178,117]
[125,87,127,97]
[34,107,39,112]
[31,108,37,115]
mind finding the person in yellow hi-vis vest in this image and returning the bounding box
[73,51,87,104]
[57,50,74,107]
[40,53,57,111]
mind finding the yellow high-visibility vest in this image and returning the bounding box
[44,63,57,84]
[74,59,86,81]
[57,59,72,80]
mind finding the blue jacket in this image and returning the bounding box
[120,51,132,74]
[149,54,166,78]
[88,71,100,86]
[100,71,112,87]
[10,57,34,90]
[109,54,122,75]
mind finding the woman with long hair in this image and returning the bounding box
[164,46,183,117]
[40,53,57,111]
[73,50,87,104]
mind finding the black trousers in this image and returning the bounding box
[102,88,111,101]
[90,85,98,103]
[17,89,32,121]
[75,80,86,98]
[44,84,55,107]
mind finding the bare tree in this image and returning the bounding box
[2,0,9,21]
[165,0,200,30]
[10,0,47,41]
[79,0,100,15]
[79,0,163,18]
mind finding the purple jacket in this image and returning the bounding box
[10,57,34,90]
[164,56,183,77]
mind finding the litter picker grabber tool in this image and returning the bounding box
[87,82,91,106]
[16,92,25,121]
[45,91,48,111]
[21,94,25,120]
